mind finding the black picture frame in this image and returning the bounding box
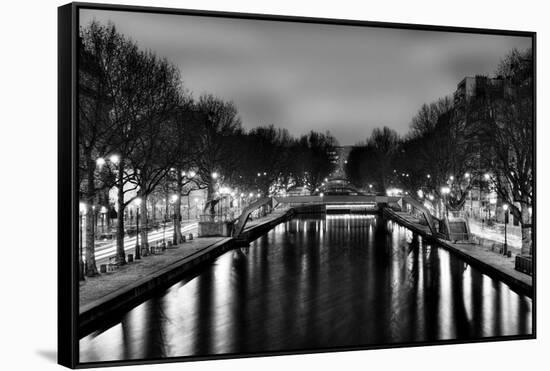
[58,2,536,368]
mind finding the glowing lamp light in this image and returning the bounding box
[211,172,219,179]
[100,206,108,213]
[484,173,491,181]
[96,157,106,167]
[441,186,450,195]
[249,192,254,198]
[109,154,120,164]
[503,204,509,211]
[170,194,178,203]
[464,172,470,178]
[79,202,86,213]
[135,197,142,206]
[319,192,324,197]
[188,170,196,178]
[449,175,454,181]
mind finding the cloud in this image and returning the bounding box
[80,9,531,145]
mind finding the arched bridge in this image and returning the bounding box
[232,194,444,239]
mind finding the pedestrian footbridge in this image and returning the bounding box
[232,194,471,242]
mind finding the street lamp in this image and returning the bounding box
[79,202,86,280]
[109,154,120,164]
[100,206,107,233]
[503,204,509,256]
[134,198,142,259]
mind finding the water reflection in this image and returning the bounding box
[80,215,532,363]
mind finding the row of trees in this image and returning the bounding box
[79,21,336,275]
[346,48,533,255]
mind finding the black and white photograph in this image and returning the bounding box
[57,2,535,368]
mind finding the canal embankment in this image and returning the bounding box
[383,207,533,298]
[79,208,295,337]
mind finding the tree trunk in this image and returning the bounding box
[520,201,532,256]
[115,165,126,265]
[206,181,216,217]
[174,170,183,243]
[85,158,98,276]
[140,191,149,254]
[151,197,157,223]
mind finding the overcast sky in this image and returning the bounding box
[80,9,531,146]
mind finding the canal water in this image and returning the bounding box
[80,214,532,363]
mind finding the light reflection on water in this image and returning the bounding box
[80,215,532,363]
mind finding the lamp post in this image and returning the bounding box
[100,206,107,233]
[503,204,509,256]
[79,202,86,281]
[135,198,142,259]
[91,205,96,241]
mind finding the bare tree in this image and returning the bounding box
[481,48,533,255]
[193,95,243,217]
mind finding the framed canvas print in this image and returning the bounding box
[58,2,536,368]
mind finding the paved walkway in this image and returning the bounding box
[79,236,225,312]
[385,208,532,296]
[438,239,532,288]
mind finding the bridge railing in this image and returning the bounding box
[233,197,280,237]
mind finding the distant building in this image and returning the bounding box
[453,75,516,224]
[454,75,508,118]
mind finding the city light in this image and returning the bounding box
[135,197,142,205]
[386,188,403,196]
[417,189,424,198]
[319,192,324,197]
[96,157,106,167]
[212,172,219,179]
[188,170,196,178]
[109,154,120,164]
[170,194,177,203]
[503,204,509,211]
[79,202,86,213]
[249,192,254,197]
[426,174,431,179]
[484,173,490,180]
[441,186,450,195]
[428,194,435,201]
[449,175,454,181]
[100,206,108,213]
[464,172,470,178]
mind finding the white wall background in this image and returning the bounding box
[0,0,547,370]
